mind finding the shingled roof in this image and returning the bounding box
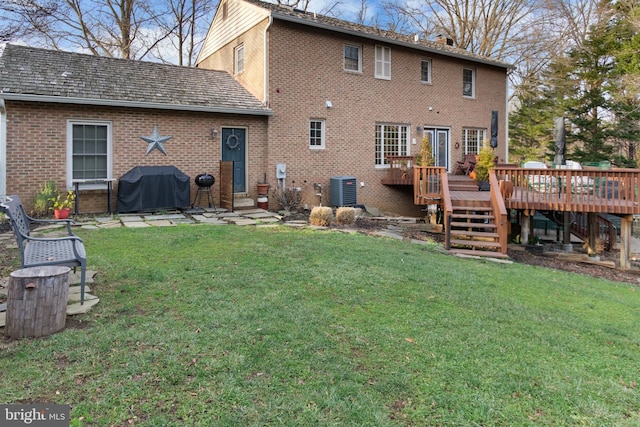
[243,0,512,70]
[0,44,272,115]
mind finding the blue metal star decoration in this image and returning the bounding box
[140,125,172,155]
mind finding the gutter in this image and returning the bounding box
[271,12,514,70]
[0,93,274,116]
[0,99,6,198]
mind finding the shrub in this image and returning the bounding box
[474,145,496,182]
[336,207,356,225]
[273,186,302,212]
[32,180,58,217]
[309,206,333,226]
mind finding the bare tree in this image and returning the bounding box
[145,0,214,65]
[0,0,162,59]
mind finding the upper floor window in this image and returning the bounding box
[344,44,361,72]
[375,45,391,80]
[309,119,325,149]
[462,128,486,155]
[463,68,475,97]
[375,124,409,166]
[421,59,432,83]
[67,120,112,189]
[234,44,244,74]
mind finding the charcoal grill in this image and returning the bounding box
[192,173,216,209]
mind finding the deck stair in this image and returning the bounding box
[447,176,509,259]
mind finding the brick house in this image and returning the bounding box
[196,0,512,215]
[0,44,272,213]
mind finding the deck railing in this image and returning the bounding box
[382,156,415,185]
[494,167,640,215]
[489,170,508,253]
[413,166,447,205]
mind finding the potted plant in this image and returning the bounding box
[473,145,495,191]
[49,190,76,219]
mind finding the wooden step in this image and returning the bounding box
[450,239,502,249]
[450,221,497,229]
[449,248,510,259]
[453,206,493,212]
[451,213,495,220]
[450,230,499,238]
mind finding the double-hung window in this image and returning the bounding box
[234,44,244,74]
[462,128,486,155]
[375,124,409,166]
[309,119,325,149]
[375,45,391,80]
[463,68,475,97]
[344,44,361,72]
[67,121,112,189]
[421,59,432,83]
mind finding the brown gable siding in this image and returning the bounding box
[262,21,507,215]
[4,101,269,212]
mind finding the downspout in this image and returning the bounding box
[504,72,510,164]
[0,99,6,198]
[263,15,272,105]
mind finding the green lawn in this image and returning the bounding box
[1,225,639,426]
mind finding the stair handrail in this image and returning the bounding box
[440,171,453,250]
[489,170,509,254]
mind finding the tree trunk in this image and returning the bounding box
[5,266,70,339]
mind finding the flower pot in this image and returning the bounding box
[257,183,270,196]
[54,208,70,219]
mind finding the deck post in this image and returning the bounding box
[562,212,572,248]
[620,215,633,269]
[521,211,530,244]
[587,212,598,257]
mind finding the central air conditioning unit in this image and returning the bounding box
[330,176,357,207]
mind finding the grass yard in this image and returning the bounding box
[1,225,639,426]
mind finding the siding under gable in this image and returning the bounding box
[197,0,269,65]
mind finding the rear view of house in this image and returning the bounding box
[197,0,512,215]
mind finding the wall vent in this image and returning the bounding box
[330,176,357,207]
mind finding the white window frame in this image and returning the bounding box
[344,44,362,72]
[420,59,432,83]
[462,128,486,155]
[375,45,391,80]
[309,119,325,150]
[463,68,475,98]
[66,120,113,190]
[375,124,409,167]
[234,44,244,74]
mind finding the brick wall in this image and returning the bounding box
[261,21,508,215]
[4,101,269,213]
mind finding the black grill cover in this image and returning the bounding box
[117,166,190,213]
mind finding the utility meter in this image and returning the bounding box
[276,163,287,179]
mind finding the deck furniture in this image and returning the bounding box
[0,195,87,304]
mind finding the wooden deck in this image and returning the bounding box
[398,166,640,266]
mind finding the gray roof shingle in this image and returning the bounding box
[245,0,512,69]
[0,44,272,115]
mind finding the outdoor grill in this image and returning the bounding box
[195,173,215,188]
[117,165,190,213]
[192,173,216,209]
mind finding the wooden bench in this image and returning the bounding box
[0,195,87,304]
